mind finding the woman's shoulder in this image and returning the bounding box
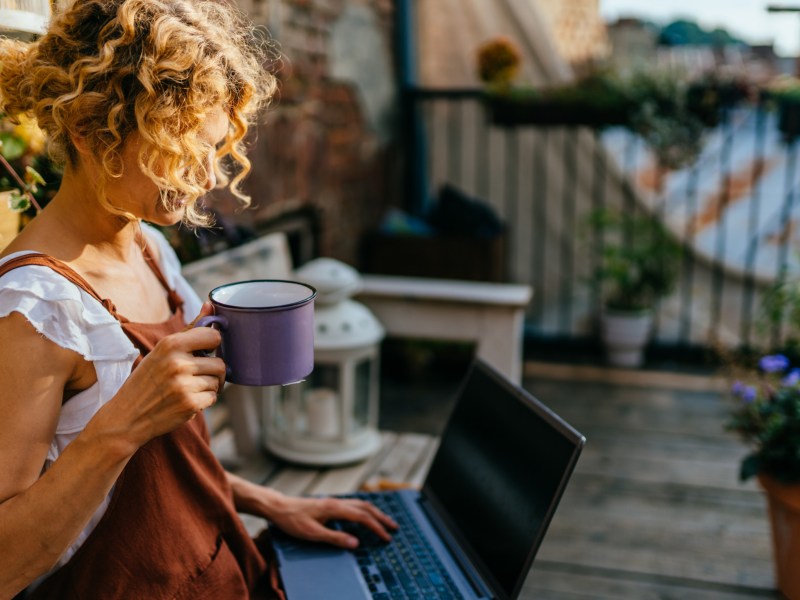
[0,251,138,362]
[0,250,78,289]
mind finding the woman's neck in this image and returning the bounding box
[15,167,141,261]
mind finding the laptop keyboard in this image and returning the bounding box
[335,492,465,600]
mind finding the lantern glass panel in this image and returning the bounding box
[308,363,340,391]
[353,358,371,430]
[300,363,341,438]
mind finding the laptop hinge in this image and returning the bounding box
[418,496,493,599]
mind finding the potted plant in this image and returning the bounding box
[726,354,800,599]
[765,75,800,142]
[0,112,59,249]
[588,207,681,367]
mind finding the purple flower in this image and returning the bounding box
[783,368,800,387]
[759,354,790,373]
[742,386,757,404]
[731,381,758,403]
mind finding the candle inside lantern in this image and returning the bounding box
[305,387,340,438]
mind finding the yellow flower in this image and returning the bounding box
[12,114,45,155]
[476,37,522,86]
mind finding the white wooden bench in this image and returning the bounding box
[357,275,532,384]
[180,233,293,295]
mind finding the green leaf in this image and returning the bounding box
[24,166,45,186]
[8,190,30,212]
[740,454,761,481]
[0,132,26,160]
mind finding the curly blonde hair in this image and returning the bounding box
[0,0,277,225]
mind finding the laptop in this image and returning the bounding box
[271,359,585,600]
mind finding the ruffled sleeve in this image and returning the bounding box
[0,252,140,402]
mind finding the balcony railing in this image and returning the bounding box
[404,88,800,359]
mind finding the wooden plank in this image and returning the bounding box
[306,432,399,496]
[524,361,728,393]
[570,427,752,463]
[364,433,432,487]
[264,466,325,497]
[532,388,740,441]
[238,512,268,539]
[574,450,747,490]
[232,452,281,486]
[534,537,773,590]
[544,492,771,558]
[521,565,777,600]
[566,473,764,511]
[209,427,240,470]
[406,436,440,488]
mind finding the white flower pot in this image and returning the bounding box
[600,309,654,368]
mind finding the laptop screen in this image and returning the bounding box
[423,361,583,599]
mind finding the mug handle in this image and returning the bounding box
[194,315,230,378]
[195,315,228,330]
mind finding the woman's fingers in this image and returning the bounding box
[162,326,221,354]
[303,521,361,549]
[187,356,226,380]
[340,502,398,542]
[320,499,398,543]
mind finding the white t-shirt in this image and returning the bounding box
[0,222,203,570]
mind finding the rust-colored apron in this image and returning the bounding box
[0,250,285,599]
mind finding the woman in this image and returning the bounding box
[0,1,395,598]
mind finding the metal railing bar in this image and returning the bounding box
[710,111,735,342]
[679,156,700,345]
[559,129,579,333]
[741,105,769,348]
[771,138,798,347]
[591,132,607,320]
[534,128,549,326]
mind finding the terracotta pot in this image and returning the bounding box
[759,474,800,599]
[0,191,20,252]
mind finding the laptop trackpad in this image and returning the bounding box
[274,539,368,599]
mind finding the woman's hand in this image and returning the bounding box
[227,475,398,549]
[267,495,399,549]
[87,304,225,451]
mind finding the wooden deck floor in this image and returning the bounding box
[211,363,780,600]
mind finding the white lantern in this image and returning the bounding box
[262,258,384,465]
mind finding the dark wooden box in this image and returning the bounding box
[360,232,507,282]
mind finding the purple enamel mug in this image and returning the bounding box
[195,280,316,386]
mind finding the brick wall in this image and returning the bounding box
[535,0,610,68]
[220,0,398,266]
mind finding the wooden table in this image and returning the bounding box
[212,426,439,537]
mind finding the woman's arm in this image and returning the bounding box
[0,313,225,597]
[226,471,397,549]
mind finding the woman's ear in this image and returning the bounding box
[69,133,90,156]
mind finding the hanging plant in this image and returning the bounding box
[476,37,744,169]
